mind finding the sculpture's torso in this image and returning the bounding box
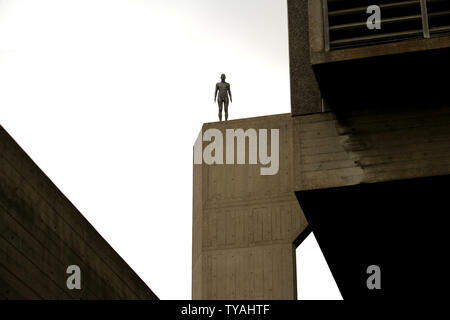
[217,82,230,100]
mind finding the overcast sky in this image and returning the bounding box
[0,0,341,300]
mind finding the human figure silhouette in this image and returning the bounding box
[214,74,232,121]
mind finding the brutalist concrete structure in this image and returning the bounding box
[193,0,450,299]
[0,126,157,299]
[193,115,309,299]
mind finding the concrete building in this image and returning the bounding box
[193,0,450,299]
[193,115,309,299]
[0,126,157,299]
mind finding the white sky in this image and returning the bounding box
[0,0,341,300]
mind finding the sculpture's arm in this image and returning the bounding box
[214,84,218,102]
[228,84,232,103]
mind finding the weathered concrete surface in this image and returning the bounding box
[292,106,450,191]
[0,126,158,299]
[193,1,450,301]
[192,114,309,300]
[287,0,322,116]
[193,106,450,299]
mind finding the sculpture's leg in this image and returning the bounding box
[224,100,229,121]
[218,101,223,121]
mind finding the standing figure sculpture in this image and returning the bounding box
[214,74,232,121]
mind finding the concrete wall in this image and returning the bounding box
[192,106,450,299]
[287,0,322,116]
[193,1,450,300]
[0,126,157,299]
[192,114,309,299]
[292,106,450,191]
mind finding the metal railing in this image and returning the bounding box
[323,0,450,50]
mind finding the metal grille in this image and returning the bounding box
[427,0,450,36]
[323,0,450,50]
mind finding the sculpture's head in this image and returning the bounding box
[221,74,226,81]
